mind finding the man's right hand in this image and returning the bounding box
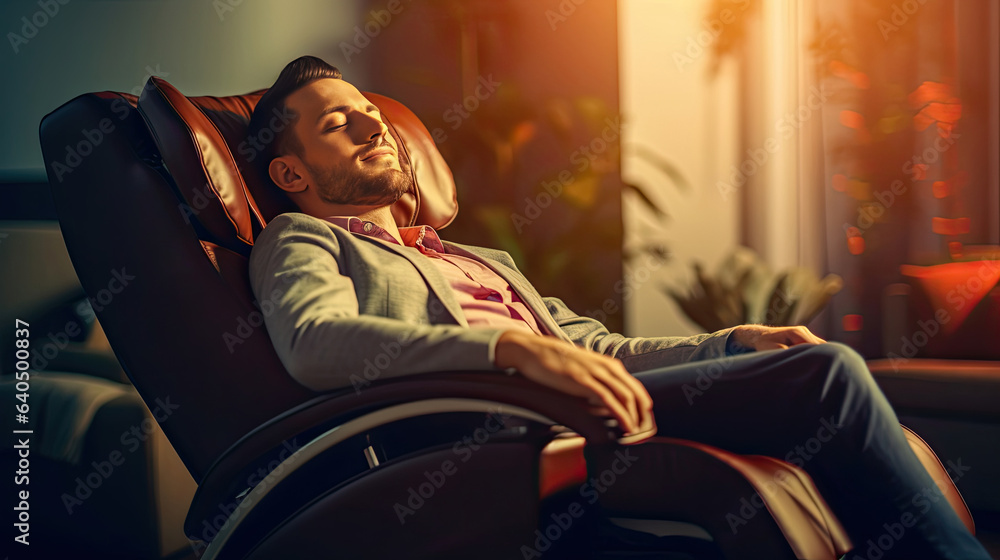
[494,330,654,435]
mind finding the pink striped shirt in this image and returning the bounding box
[325,216,543,336]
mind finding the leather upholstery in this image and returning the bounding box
[136,79,264,250]
[42,90,312,480]
[539,424,976,559]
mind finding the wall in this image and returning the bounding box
[618,0,742,337]
[0,0,364,180]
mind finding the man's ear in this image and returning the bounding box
[269,156,309,193]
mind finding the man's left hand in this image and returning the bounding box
[731,324,826,351]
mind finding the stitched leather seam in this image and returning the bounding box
[900,423,975,533]
[193,101,265,236]
[199,240,221,273]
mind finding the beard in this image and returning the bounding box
[308,158,411,207]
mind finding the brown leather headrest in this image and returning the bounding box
[136,76,458,253]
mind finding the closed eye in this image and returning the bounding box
[320,105,380,133]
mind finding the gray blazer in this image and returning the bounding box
[248,212,735,392]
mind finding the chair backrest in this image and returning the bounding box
[39,76,460,482]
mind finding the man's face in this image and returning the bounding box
[282,78,409,206]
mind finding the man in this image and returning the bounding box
[246,56,991,559]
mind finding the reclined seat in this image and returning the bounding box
[38,76,975,559]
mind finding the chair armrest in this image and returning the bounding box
[185,371,642,540]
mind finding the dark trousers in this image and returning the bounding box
[612,342,990,559]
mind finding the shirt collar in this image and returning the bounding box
[323,215,445,252]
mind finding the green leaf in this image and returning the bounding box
[631,145,691,192]
[623,181,670,219]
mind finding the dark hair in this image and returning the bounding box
[245,55,342,178]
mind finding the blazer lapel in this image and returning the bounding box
[442,242,572,342]
[353,234,469,327]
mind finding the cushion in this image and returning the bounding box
[137,77,261,251]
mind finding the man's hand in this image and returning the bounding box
[494,330,653,435]
[732,324,826,351]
